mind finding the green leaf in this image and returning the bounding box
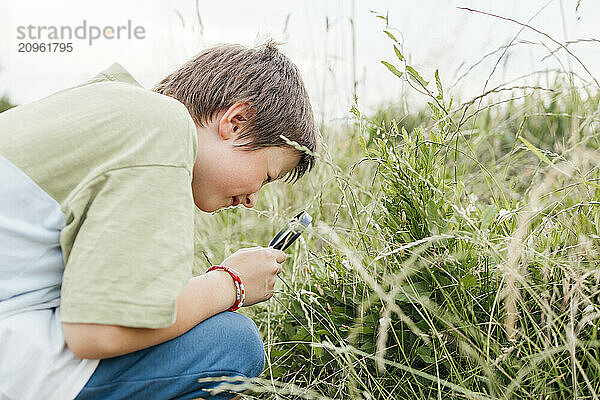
[291,327,311,341]
[416,319,429,331]
[381,61,403,79]
[268,365,287,378]
[480,204,498,231]
[393,45,404,61]
[416,345,435,363]
[435,69,443,99]
[383,30,399,43]
[397,282,431,303]
[401,126,409,144]
[460,273,477,289]
[518,136,552,165]
[406,66,429,87]
[311,343,324,358]
[269,349,289,358]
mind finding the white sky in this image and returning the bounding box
[0,1,598,124]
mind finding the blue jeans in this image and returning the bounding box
[75,311,265,400]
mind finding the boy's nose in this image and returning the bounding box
[243,193,257,208]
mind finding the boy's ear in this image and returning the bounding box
[218,102,253,141]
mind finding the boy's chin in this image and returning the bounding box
[193,199,218,213]
[192,194,233,213]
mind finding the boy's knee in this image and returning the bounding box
[198,311,265,378]
[223,312,265,378]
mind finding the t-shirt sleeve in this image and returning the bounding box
[59,165,195,328]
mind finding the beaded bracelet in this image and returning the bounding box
[206,265,246,311]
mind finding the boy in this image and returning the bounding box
[0,42,317,399]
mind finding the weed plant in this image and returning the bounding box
[193,18,600,400]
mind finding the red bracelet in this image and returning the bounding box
[206,265,246,311]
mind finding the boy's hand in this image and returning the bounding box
[220,247,287,306]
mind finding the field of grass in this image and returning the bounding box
[193,16,600,400]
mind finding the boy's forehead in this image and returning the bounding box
[232,144,300,176]
[263,145,301,179]
[274,146,301,172]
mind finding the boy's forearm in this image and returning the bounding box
[63,271,236,359]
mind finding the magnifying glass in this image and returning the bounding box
[269,211,312,251]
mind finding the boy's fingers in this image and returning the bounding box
[270,248,287,263]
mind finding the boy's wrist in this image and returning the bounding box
[206,265,245,311]
[206,268,237,311]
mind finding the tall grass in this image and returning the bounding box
[193,15,600,400]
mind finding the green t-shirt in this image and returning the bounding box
[0,63,198,328]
